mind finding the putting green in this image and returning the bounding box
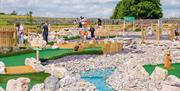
[0,72,50,90]
[0,48,102,67]
[143,63,180,78]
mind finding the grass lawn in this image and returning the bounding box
[0,72,50,90]
[0,48,102,67]
[143,63,180,78]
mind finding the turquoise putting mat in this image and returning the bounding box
[143,63,180,78]
[0,48,102,67]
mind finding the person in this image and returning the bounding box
[16,23,24,46]
[89,26,95,39]
[79,16,83,28]
[43,21,49,43]
[97,18,102,26]
[175,23,179,36]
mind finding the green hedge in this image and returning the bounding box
[134,28,141,32]
[0,49,34,58]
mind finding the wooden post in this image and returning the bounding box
[170,26,175,41]
[156,27,160,44]
[36,49,39,62]
[141,24,145,44]
[123,20,125,36]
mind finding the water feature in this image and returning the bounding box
[80,67,116,91]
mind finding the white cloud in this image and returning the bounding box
[161,0,180,18]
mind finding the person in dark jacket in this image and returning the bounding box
[89,26,95,39]
[97,18,102,26]
[43,22,49,42]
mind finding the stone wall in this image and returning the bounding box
[8,18,180,25]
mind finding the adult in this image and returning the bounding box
[89,26,95,39]
[79,16,83,28]
[81,17,89,41]
[43,21,49,43]
[97,18,102,26]
[175,23,179,36]
[16,23,24,46]
[97,18,102,29]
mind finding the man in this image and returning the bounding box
[175,23,179,36]
[43,22,49,43]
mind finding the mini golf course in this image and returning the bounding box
[0,47,103,89]
[144,63,180,78]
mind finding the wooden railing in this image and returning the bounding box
[0,28,17,47]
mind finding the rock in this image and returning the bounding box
[25,58,39,66]
[59,75,76,87]
[129,65,149,78]
[161,84,180,91]
[164,75,180,87]
[0,61,5,74]
[56,88,64,91]
[44,75,59,91]
[52,44,59,49]
[6,77,30,91]
[150,67,168,82]
[30,83,44,91]
[45,64,68,78]
[25,58,44,72]
[33,64,45,72]
[0,86,5,91]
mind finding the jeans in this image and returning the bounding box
[43,34,48,43]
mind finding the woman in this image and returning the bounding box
[16,23,24,46]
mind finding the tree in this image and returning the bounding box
[111,0,163,19]
[10,11,17,15]
[28,11,33,23]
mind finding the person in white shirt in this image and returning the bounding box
[16,23,24,46]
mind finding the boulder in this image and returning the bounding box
[0,61,5,74]
[0,86,5,91]
[150,67,168,82]
[33,64,45,72]
[45,64,68,78]
[30,83,44,91]
[56,88,64,91]
[25,58,44,72]
[52,44,59,49]
[59,75,76,87]
[129,65,149,78]
[6,77,30,91]
[25,58,39,66]
[161,84,180,91]
[164,75,180,87]
[44,75,59,91]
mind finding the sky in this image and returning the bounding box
[0,0,180,18]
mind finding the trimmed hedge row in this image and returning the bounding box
[0,49,34,58]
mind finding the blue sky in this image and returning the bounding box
[0,0,180,18]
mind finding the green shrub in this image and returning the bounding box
[134,28,141,32]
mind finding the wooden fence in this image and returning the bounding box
[0,28,17,48]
